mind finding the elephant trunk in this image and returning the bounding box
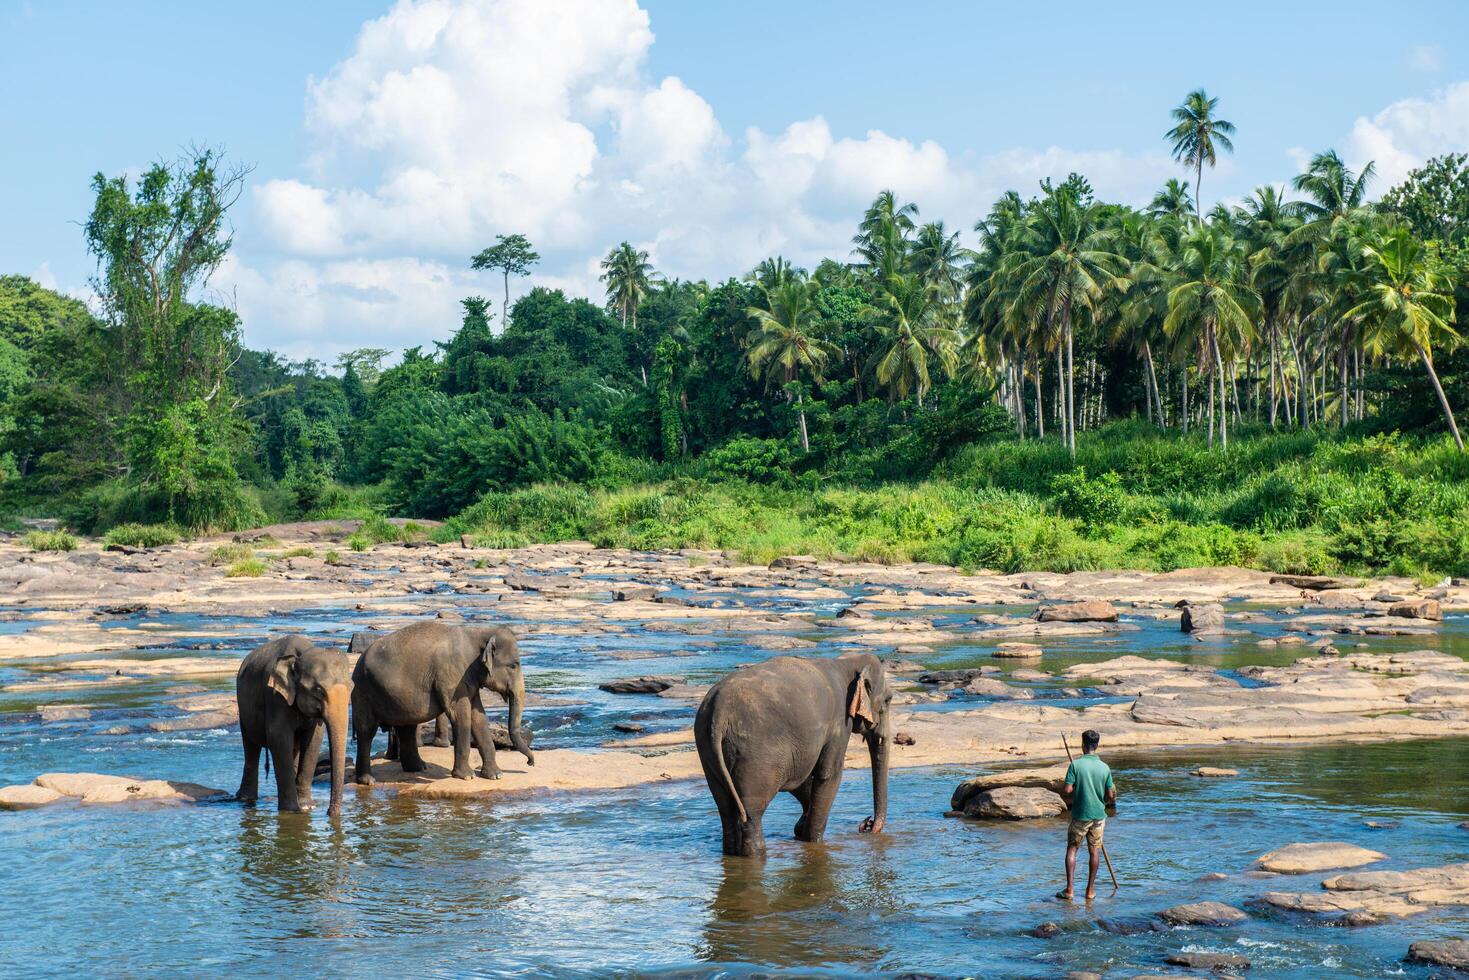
[507,674,535,766]
[865,714,890,834]
[325,685,350,818]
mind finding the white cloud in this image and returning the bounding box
[1344,81,1469,189]
[1409,44,1443,73]
[234,0,1192,356]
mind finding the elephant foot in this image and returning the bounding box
[431,736,452,748]
[401,759,427,774]
[479,767,502,781]
[355,772,376,786]
[235,793,257,806]
[450,766,475,781]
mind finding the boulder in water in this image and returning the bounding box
[1156,901,1248,926]
[1165,951,1250,970]
[993,642,1043,658]
[1036,601,1118,623]
[1388,599,1441,621]
[1407,940,1469,970]
[1180,603,1225,634]
[1256,841,1386,874]
[960,785,1066,820]
[612,585,659,602]
[599,676,682,695]
[0,784,65,809]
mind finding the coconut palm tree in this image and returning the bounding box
[746,276,840,452]
[1238,185,1302,426]
[1166,90,1235,219]
[1345,226,1463,450]
[853,190,918,273]
[1001,186,1123,454]
[869,271,961,406]
[1148,178,1195,223]
[910,221,972,299]
[600,242,654,331]
[1163,222,1260,449]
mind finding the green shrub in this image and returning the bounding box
[1050,468,1126,532]
[24,530,78,551]
[102,523,181,549]
[347,534,370,552]
[225,557,266,577]
[281,546,315,559]
[210,543,254,565]
[324,550,342,565]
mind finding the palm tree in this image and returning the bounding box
[1001,186,1123,454]
[853,190,918,273]
[748,256,802,293]
[869,271,961,406]
[1238,185,1301,426]
[746,276,840,452]
[910,221,972,299]
[1346,226,1463,450]
[1163,223,1260,449]
[600,242,654,330]
[1166,89,1235,219]
[1148,179,1195,223]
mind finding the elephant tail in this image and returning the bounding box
[710,711,747,824]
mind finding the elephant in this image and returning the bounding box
[352,622,535,784]
[694,652,892,857]
[236,634,353,816]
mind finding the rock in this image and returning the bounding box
[98,602,147,615]
[836,606,871,620]
[1028,921,1061,939]
[612,585,659,602]
[893,731,915,746]
[768,555,817,570]
[1334,910,1389,927]
[39,705,91,722]
[960,785,1067,820]
[1257,842,1387,874]
[993,642,1043,658]
[1035,601,1118,623]
[1388,599,1442,621]
[147,708,238,732]
[436,610,464,621]
[612,722,645,733]
[1363,820,1397,830]
[348,630,384,655]
[1164,952,1249,970]
[460,534,473,549]
[1193,767,1239,778]
[951,765,1069,810]
[0,784,65,809]
[1010,668,1049,681]
[1407,939,1469,969]
[1156,901,1248,927]
[1199,872,1229,881]
[1262,861,1469,921]
[1180,603,1225,634]
[598,676,682,695]
[1373,591,1407,603]
[918,668,995,685]
[32,772,225,805]
[1269,574,1360,590]
[961,677,1033,700]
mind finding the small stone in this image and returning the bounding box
[1320,644,1341,656]
[1333,911,1388,927]
[1165,952,1250,970]
[893,731,915,746]
[1407,939,1469,970]
[768,555,817,570]
[961,677,1033,700]
[1156,901,1248,927]
[1363,820,1397,830]
[1028,921,1061,939]
[436,610,464,620]
[1193,767,1239,778]
[993,642,1044,658]
[612,585,659,602]
[1198,872,1229,881]
[836,606,871,619]
[612,722,645,733]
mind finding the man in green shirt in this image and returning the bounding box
[1059,729,1116,901]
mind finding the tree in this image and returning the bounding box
[1147,179,1194,223]
[600,242,655,331]
[1381,153,1469,245]
[746,276,839,451]
[471,233,540,326]
[1347,226,1463,450]
[910,221,972,299]
[335,348,390,387]
[1166,89,1235,219]
[869,272,961,407]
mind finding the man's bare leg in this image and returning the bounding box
[1085,844,1101,900]
[1060,842,1078,900]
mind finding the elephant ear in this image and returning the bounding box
[480,633,499,670]
[267,651,299,705]
[847,666,876,726]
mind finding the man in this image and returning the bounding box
[1058,729,1116,901]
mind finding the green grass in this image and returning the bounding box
[324,550,342,565]
[225,557,266,578]
[210,543,255,565]
[280,546,315,559]
[102,523,181,549]
[347,534,370,552]
[23,530,78,552]
[436,427,1469,577]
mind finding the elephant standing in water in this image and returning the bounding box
[694,652,892,857]
[350,630,450,754]
[352,622,535,784]
[236,635,353,816]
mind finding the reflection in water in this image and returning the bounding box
[235,806,357,939]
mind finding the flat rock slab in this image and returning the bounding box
[960,785,1066,820]
[962,677,1033,700]
[1193,767,1239,777]
[1407,939,1469,969]
[0,784,64,809]
[1260,861,1469,921]
[993,642,1043,658]
[598,676,682,694]
[1156,901,1248,927]
[1164,951,1250,970]
[1257,841,1387,874]
[1270,574,1362,590]
[9,772,227,807]
[1036,601,1119,623]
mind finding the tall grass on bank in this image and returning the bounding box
[436,428,1469,577]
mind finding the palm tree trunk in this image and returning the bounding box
[796,389,810,453]
[1056,345,1065,441]
[1182,367,1190,434]
[1206,335,1216,448]
[1142,350,1153,424]
[1416,342,1465,452]
[1064,312,1076,456]
[1144,342,1164,424]
[1269,319,1279,428]
[1215,332,1229,450]
[1035,357,1044,439]
[1339,340,1349,429]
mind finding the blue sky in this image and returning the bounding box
[4,0,1467,361]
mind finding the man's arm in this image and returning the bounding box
[1104,772,1117,805]
[1061,763,1076,807]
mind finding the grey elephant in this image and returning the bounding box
[236,634,353,816]
[352,622,534,784]
[694,652,892,857]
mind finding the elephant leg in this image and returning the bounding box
[396,725,427,772]
[295,723,325,806]
[432,712,452,748]
[269,728,301,812]
[470,705,501,780]
[237,736,261,805]
[447,700,478,780]
[352,690,377,785]
[738,804,768,859]
[384,728,400,761]
[794,745,846,843]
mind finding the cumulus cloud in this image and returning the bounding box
[1344,81,1469,189]
[234,0,1194,356]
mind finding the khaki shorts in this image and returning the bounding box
[1068,818,1105,848]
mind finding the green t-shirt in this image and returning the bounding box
[1064,753,1114,821]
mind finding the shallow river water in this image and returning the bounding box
[3,575,1468,977]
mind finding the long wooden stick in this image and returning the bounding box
[1063,734,1119,891]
